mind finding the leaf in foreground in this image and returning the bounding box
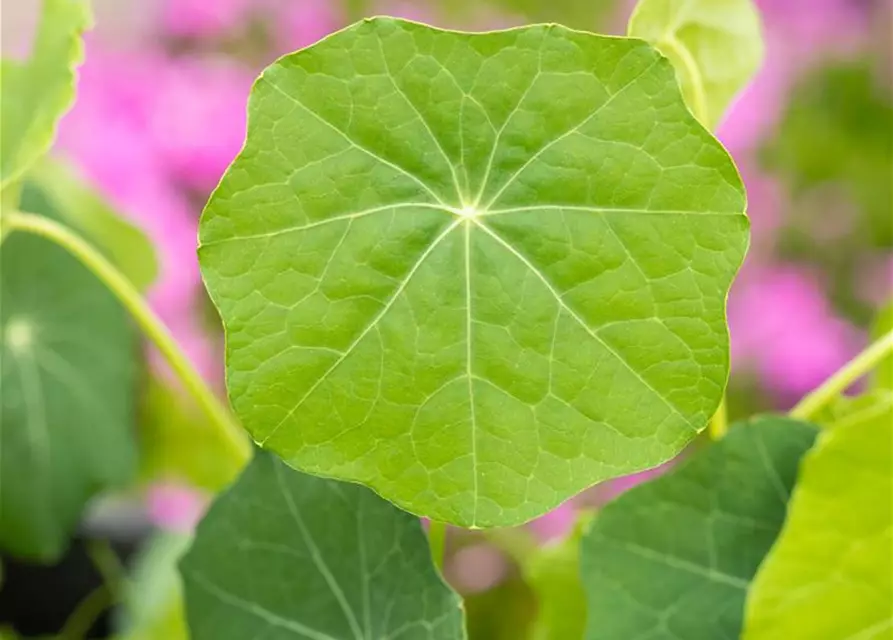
[580,417,817,639]
[0,183,138,561]
[0,0,91,188]
[180,451,465,640]
[200,17,748,527]
[628,0,763,128]
[743,397,893,640]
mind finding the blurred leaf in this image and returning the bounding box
[29,158,157,292]
[812,389,893,429]
[465,576,537,640]
[138,375,243,492]
[180,451,466,639]
[580,417,817,640]
[743,399,892,639]
[524,515,592,640]
[200,17,748,528]
[871,301,893,391]
[119,533,191,640]
[0,0,91,190]
[628,0,763,128]
[0,183,138,562]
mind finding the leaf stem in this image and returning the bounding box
[790,328,893,421]
[428,520,448,570]
[4,211,251,465]
[708,397,728,440]
[660,35,709,125]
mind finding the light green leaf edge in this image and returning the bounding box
[580,417,817,639]
[180,451,466,640]
[29,157,158,292]
[743,398,893,640]
[199,17,750,528]
[628,0,764,128]
[0,0,92,190]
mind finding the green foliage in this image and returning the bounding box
[199,16,748,527]
[580,417,817,639]
[180,451,466,640]
[627,0,763,128]
[0,183,138,562]
[139,375,244,491]
[744,399,893,640]
[871,301,893,391]
[30,158,158,292]
[0,0,91,190]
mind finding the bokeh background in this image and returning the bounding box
[1,0,891,637]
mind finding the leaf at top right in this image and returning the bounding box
[628,0,764,129]
[743,396,893,640]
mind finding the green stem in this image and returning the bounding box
[660,35,709,125]
[791,328,893,421]
[58,584,112,640]
[708,397,728,440]
[428,520,448,570]
[4,211,251,464]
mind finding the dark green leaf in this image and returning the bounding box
[580,417,817,639]
[180,451,466,640]
[199,17,749,527]
[0,182,138,561]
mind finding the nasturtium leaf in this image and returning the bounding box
[0,0,91,189]
[580,417,817,640]
[199,17,749,527]
[31,157,158,292]
[180,451,466,640]
[743,399,893,640]
[628,0,763,128]
[0,183,137,562]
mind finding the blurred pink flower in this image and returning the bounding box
[146,482,208,533]
[729,265,863,400]
[597,462,675,504]
[149,57,253,191]
[528,501,576,543]
[269,0,343,55]
[856,253,893,307]
[159,0,253,38]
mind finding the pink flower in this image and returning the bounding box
[729,265,863,401]
[148,57,253,191]
[159,0,253,39]
[146,482,209,533]
[528,501,576,543]
[269,0,343,56]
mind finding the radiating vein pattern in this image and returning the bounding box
[181,452,464,640]
[580,418,817,640]
[199,18,749,526]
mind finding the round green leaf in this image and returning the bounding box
[580,417,817,639]
[180,452,465,640]
[743,395,893,640]
[0,183,138,561]
[628,0,764,128]
[199,18,749,527]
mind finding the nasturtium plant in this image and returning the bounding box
[0,183,138,561]
[627,0,764,128]
[180,451,465,640]
[743,397,893,640]
[199,16,748,527]
[0,0,91,189]
[580,417,817,640]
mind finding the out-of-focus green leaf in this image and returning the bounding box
[580,417,817,640]
[743,400,893,640]
[139,375,244,492]
[180,451,466,640]
[200,17,748,528]
[465,575,537,640]
[628,0,763,128]
[30,158,157,292]
[525,515,591,640]
[119,533,191,640]
[0,0,92,190]
[0,182,137,562]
